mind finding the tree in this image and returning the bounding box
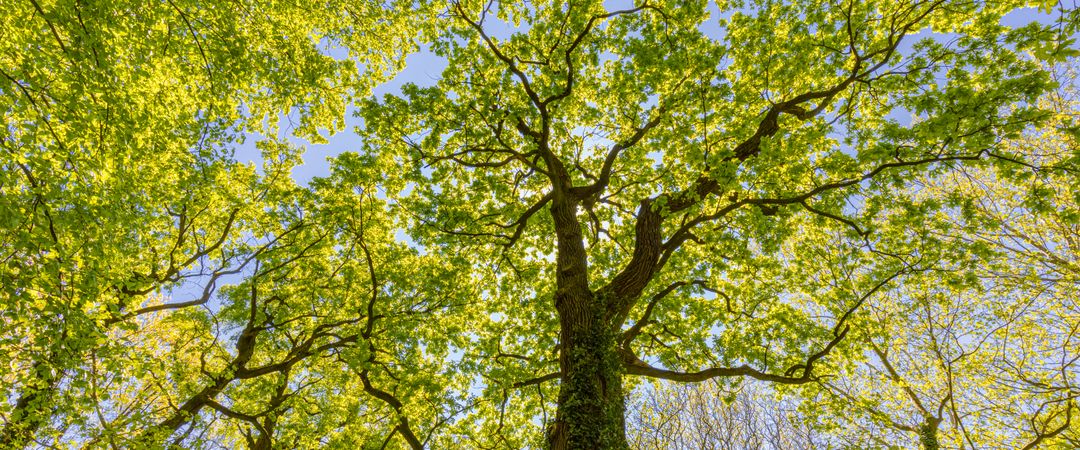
[801,63,1080,449]
[357,0,1076,447]
[626,379,828,449]
[3,0,1078,448]
[1,0,419,446]
[98,165,472,449]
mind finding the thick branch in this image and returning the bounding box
[359,369,424,450]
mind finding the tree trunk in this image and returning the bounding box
[549,309,627,450]
[547,196,629,449]
[919,417,942,450]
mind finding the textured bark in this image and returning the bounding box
[919,417,942,450]
[602,200,663,328]
[547,195,628,450]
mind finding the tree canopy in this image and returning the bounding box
[1,0,1078,448]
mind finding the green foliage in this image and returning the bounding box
[2,0,1077,448]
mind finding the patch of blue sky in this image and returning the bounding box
[229,40,448,184]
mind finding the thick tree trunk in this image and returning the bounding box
[549,312,627,450]
[547,196,629,449]
[919,417,942,450]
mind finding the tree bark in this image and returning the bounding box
[919,417,942,450]
[547,196,628,450]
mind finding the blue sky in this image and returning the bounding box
[232,6,1061,186]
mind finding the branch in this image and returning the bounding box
[657,150,992,274]
[496,191,554,249]
[624,269,903,385]
[359,369,423,450]
[623,356,818,385]
[451,1,542,111]
[512,372,560,389]
[573,104,669,200]
[620,280,705,347]
[542,5,652,107]
[1022,399,1075,450]
[799,199,870,237]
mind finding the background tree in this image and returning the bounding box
[0,0,420,447]
[4,148,475,448]
[802,63,1079,449]
[357,0,1075,447]
[626,379,828,449]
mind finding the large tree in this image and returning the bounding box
[0,0,419,446]
[357,0,1076,447]
[2,0,1078,448]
